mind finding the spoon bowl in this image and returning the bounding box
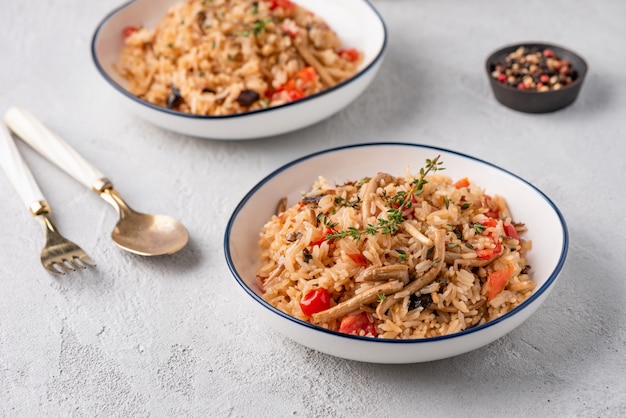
[101,187,188,256]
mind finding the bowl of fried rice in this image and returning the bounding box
[224,142,569,363]
[91,0,387,140]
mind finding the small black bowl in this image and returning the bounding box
[485,42,588,113]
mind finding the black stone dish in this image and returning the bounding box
[485,42,588,113]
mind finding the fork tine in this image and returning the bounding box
[78,254,96,267]
[66,258,86,271]
[44,262,66,275]
[57,260,77,273]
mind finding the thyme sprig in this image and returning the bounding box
[321,155,445,243]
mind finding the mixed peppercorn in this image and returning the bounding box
[491,46,578,92]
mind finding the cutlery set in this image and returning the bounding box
[0,107,188,275]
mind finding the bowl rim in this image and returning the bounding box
[485,41,588,94]
[224,142,569,344]
[90,0,388,119]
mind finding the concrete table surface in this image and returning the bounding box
[1,0,625,416]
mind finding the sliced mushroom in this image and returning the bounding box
[403,222,433,246]
[397,228,446,295]
[355,264,409,284]
[275,197,287,215]
[293,40,336,87]
[361,172,394,226]
[311,280,404,324]
[376,228,446,317]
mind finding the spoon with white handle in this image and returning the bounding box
[4,106,189,256]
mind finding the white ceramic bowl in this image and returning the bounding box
[224,143,569,364]
[91,0,387,140]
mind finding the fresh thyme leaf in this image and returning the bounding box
[444,197,450,209]
[465,242,474,249]
[473,223,486,234]
[461,203,471,210]
[396,249,408,262]
[253,18,271,36]
[365,224,378,235]
[347,227,361,241]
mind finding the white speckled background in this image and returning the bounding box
[1,0,625,416]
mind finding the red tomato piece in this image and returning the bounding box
[504,223,519,240]
[310,227,333,247]
[454,177,470,189]
[122,26,138,37]
[272,67,317,103]
[476,239,502,260]
[487,266,514,300]
[300,288,331,316]
[482,195,500,219]
[267,0,294,11]
[347,252,367,266]
[338,48,360,62]
[481,217,498,229]
[339,312,377,336]
[294,66,317,84]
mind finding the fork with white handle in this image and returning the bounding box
[0,122,95,275]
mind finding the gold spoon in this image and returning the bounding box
[4,107,189,256]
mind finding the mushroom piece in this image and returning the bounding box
[375,228,446,317]
[310,280,404,324]
[293,40,336,87]
[355,264,409,284]
[361,172,394,226]
[275,197,287,215]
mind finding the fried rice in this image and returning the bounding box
[116,0,363,115]
[256,157,535,339]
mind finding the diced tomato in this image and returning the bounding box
[487,265,514,300]
[476,217,502,260]
[294,66,317,84]
[338,48,359,62]
[266,0,294,11]
[481,217,498,228]
[122,26,138,37]
[504,223,519,240]
[310,227,333,247]
[272,89,305,102]
[271,67,317,103]
[454,177,470,189]
[482,195,500,219]
[338,312,377,336]
[347,252,367,266]
[300,288,331,316]
[476,242,502,260]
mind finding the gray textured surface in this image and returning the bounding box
[1,0,625,416]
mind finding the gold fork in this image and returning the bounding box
[0,122,95,275]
